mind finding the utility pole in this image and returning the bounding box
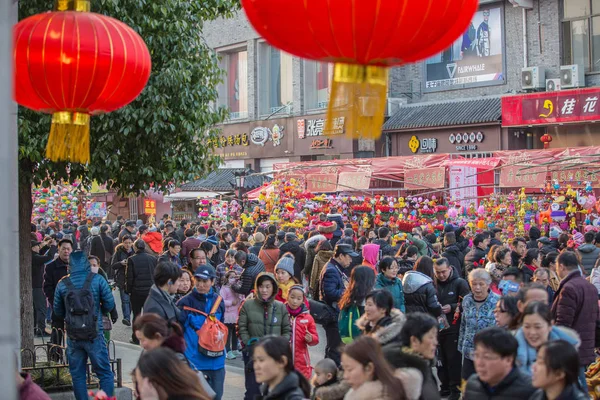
[0,0,21,398]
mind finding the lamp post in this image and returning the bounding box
[234,170,246,212]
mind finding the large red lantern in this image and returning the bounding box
[242,0,478,139]
[14,1,151,164]
[540,133,553,149]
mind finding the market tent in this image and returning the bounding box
[246,184,275,200]
[163,191,226,202]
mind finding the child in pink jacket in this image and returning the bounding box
[219,270,245,360]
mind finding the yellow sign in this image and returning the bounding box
[408,135,420,153]
[144,199,156,215]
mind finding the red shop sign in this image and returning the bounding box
[502,87,600,127]
[404,167,445,190]
[499,166,547,188]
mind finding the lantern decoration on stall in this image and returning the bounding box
[13,0,152,164]
[242,0,478,139]
[540,133,553,149]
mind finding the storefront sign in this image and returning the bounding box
[208,133,250,148]
[222,151,248,159]
[337,172,371,191]
[449,131,484,151]
[404,167,445,189]
[144,199,156,215]
[502,87,600,127]
[310,138,332,149]
[249,124,285,146]
[425,4,505,91]
[499,166,547,188]
[409,135,438,154]
[297,117,345,138]
[306,174,338,192]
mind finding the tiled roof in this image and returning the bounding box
[180,168,268,191]
[383,97,502,131]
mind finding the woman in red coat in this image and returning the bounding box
[286,285,319,380]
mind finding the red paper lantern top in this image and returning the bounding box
[14,11,151,115]
[242,0,479,66]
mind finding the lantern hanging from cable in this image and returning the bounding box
[13,0,152,164]
[242,0,478,139]
[540,133,553,149]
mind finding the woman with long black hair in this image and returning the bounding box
[337,266,376,344]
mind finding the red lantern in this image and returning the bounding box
[14,3,151,164]
[540,133,553,149]
[242,0,478,139]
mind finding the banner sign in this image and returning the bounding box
[86,202,107,218]
[404,168,445,189]
[337,172,371,191]
[425,4,505,91]
[449,166,478,208]
[144,199,157,215]
[306,174,338,192]
[502,87,600,127]
[499,166,547,188]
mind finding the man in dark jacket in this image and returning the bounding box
[32,239,56,336]
[43,238,72,358]
[552,251,599,385]
[510,237,527,267]
[434,258,471,400]
[90,225,115,278]
[118,220,136,243]
[463,233,489,277]
[126,240,157,343]
[279,232,306,281]
[527,226,541,249]
[175,219,189,244]
[180,228,201,264]
[320,244,356,365]
[577,231,600,275]
[463,327,536,399]
[232,244,266,297]
[489,228,503,247]
[442,232,465,277]
[327,214,344,246]
[373,227,394,257]
[158,240,183,268]
[111,235,135,326]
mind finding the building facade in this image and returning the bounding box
[203,0,600,165]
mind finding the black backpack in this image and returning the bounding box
[63,273,98,341]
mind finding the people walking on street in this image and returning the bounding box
[32,238,56,336]
[216,249,243,290]
[374,256,405,312]
[219,270,245,360]
[111,234,134,326]
[143,261,182,323]
[285,285,319,380]
[126,239,158,344]
[159,239,183,268]
[53,251,115,400]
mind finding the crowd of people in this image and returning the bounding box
[25,213,600,400]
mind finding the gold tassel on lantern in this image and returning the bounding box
[325,63,388,139]
[46,112,90,164]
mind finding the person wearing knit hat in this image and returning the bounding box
[549,226,562,240]
[274,254,298,302]
[572,231,585,248]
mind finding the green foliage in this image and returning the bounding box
[18,0,240,193]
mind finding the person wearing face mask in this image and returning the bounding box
[238,273,291,400]
[177,264,226,400]
[219,270,245,360]
[88,256,119,343]
[143,261,182,324]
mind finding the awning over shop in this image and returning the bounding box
[180,168,268,192]
[382,97,502,131]
[163,191,226,202]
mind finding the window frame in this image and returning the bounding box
[217,46,249,120]
[257,40,293,117]
[561,0,600,73]
[303,60,333,112]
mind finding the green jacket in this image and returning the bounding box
[407,233,428,257]
[374,273,406,313]
[238,273,291,345]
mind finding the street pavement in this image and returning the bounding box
[109,289,327,399]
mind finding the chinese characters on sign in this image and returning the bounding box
[306,174,338,192]
[404,168,445,189]
[499,166,547,188]
[208,133,250,149]
[449,132,484,151]
[409,135,438,154]
[310,139,332,149]
[144,200,156,215]
[337,172,371,191]
[502,88,600,127]
[297,117,345,138]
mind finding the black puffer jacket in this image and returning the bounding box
[382,343,440,400]
[527,227,541,249]
[125,251,157,297]
[463,367,536,400]
[463,247,487,277]
[402,271,442,317]
[257,371,306,400]
[373,238,394,257]
[436,269,470,335]
[32,250,53,289]
[528,384,588,400]
[233,253,266,296]
[279,240,306,281]
[90,233,114,267]
[442,245,465,277]
[43,256,69,305]
[111,244,134,289]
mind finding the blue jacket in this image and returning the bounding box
[374,273,406,313]
[177,287,226,371]
[53,251,115,335]
[320,258,348,308]
[515,325,580,375]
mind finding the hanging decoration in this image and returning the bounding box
[13,0,152,164]
[241,0,478,139]
[540,133,553,149]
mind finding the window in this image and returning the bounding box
[218,50,248,119]
[562,0,600,72]
[258,43,293,115]
[304,61,333,110]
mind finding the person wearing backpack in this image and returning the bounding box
[177,264,227,400]
[52,250,115,400]
[337,266,376,345]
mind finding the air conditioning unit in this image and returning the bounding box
[521,66,545,89]
[546,79,561,92]
[560,64,585,88]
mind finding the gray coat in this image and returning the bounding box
[143,285,180,322]
[577,243,600,274]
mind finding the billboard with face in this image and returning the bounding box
[424,4,505,91]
